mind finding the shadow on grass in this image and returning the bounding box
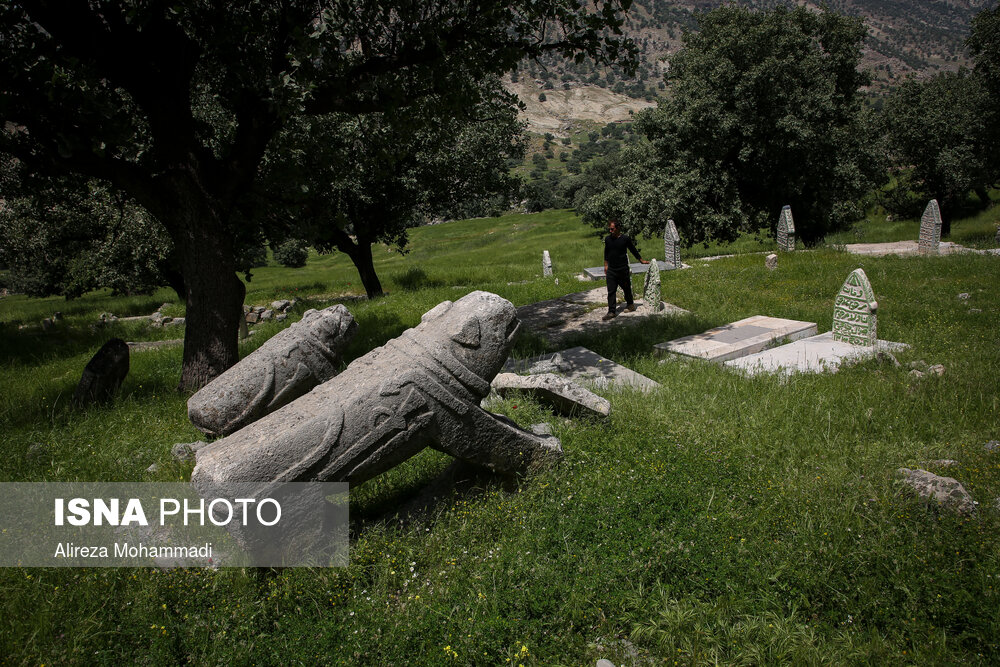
[392,267,446,291]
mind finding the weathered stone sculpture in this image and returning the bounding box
[191,292,561,497]
[188,305,357,436]
[663,219,681,268]
[777,205,795,252]
[642,257,663,311]
[542,250,553,277]
[918,199,942,254]
[832,268,877,346]
[73,338,129,406]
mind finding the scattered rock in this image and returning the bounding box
[492,372,611,418]
[909,369,924,379]
[908,360,928,372]
[530,423,553,436]
[897,468,977,515]
[171,441,208,463]
[73,338,130,406]
[276,313,288,322]
[554,278,559,286]
[260,309,274,321]
[245,312,260,324]
[985,441,999,453]
[188,304,358,436]
[146,463,159,473]
[165,317,185,327]
[924,459,958,468]
[253,305,266,314]
[957,293,970,300]
[575,274,589,281]
[271,299,291,311]
[969,308,982,313]
[765,253,778,270]
[596,660,616,667]
[26,442,49,461]
[875,350,901,367]
[928,364,945,376]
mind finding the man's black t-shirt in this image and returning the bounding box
[604,234,641,271]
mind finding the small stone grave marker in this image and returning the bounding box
[642,257,663,311]
[777,205,795,252]
[542,250,553,277]
[832,268,877,346]
[918,199,942,254]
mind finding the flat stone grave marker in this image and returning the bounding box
[724,331,908,375]
[503,346,659,392]
[918,199,942,254]
[583,260,677,280]
[654,315,817,362]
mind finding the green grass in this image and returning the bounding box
[1,210,999,664]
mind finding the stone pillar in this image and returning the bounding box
[642,258,663,311]
[832,268,877,346]
[918,199,942,254]
[663,219,681,268]
[777,206,796,252]
[542,250,553,277]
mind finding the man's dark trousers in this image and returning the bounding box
[606,266,634,313]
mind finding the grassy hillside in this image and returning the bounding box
[1,209,999,664]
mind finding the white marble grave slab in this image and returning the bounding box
[583,260,677,280]
[724,331,908,376]
[503,346,659,392]
[653,315,817,362]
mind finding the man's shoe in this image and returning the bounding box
[624,304,637,313]
[602,311,617,321]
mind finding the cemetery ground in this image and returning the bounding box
[1,207,999,665]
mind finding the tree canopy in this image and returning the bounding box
[0,0,637,389]
[578,5,883,247]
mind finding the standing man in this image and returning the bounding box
[603,219,649,320]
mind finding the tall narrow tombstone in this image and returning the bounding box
[542,250,553,277]
[642,257,663,311]
[918,199,942,254]
[777,206,795,252]
[831,268,877,346]
[663,219,681,268]
[73,338,130,406]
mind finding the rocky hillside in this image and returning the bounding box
[508,0,992,129]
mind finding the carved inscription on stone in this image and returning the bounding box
[777,206,796,252]
[188,305,357,436]
[642,257,663,311]
[663,219,681,268]
[831,268,877,346]
[191,292,560,500]
[918,199,942,254]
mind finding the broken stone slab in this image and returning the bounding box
[492,372,611,418]
[188,305,358,437]
[245,312,260,324]
[543,250,553,277]
[260,309,274,321]
[918,199,942,254]
[127,339,183,351]
[725,331,909,376]
[897,468,976,515]
[191,292,560,500]
[503,346,659,392]
[271,299,291,311]
[765,253,777,270]
[832,268,878,346]
[655,315,817,363]
[641,257,663,312]
[777,205,796,252]
[73,338,130,406]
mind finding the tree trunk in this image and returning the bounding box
[166,192,245,392]
[345,241,384,299]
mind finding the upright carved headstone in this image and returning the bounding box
[642,258,663,311]
[918,199,942,254]
[188,305,357,436]
[191,292,560,498]
[73,338,129,406]
[832,268,878,346]
[663,219,681,268]
[777,206,796,252]
[542,250,553,277]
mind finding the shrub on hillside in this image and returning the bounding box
[273,239,309,268]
